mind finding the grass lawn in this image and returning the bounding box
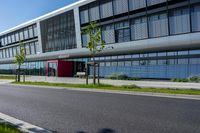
[0,76,15,80]
[0,123,22,133]
[13,81,200,96]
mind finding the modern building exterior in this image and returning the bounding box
[0,0,200,79]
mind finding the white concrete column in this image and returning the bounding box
[36,21,43,54]
[74,7,82,49]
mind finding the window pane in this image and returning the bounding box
[28,26,34,38]
[80,9,89,24]
[4,37,8,45]
[8,36,11,44]
[11,34,15,43]
[131,17,148,40]
[115,21,130,43]
[25,43,30,55]
[102,24,115,44]
[35,42,40,54]
[148,13,168,37]
[0,50,2,59]
[100,1,113,18]
[33,25,38,37]
[24,28,29,39]
[89,5,100,21]
[82,33,89,47]
[129,0,146,11]
[6,48,9,58]
[19,30,24,40]
[30,42,35,55]
[169,7,190,35]
[191,5,200,32]
[178,59,188,64]
[15,33,20,42]
[9,48,13,57]
[113,0,128,15]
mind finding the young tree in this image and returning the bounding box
[83,21,105,84]
[15,42,26,82]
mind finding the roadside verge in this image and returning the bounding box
[0,112,52,133]
[11,82,200,100]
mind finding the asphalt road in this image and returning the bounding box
[0,84,199,133]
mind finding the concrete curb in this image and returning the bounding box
[10,83,200,101]
[0,112,53,133]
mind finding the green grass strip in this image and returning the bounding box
[0,123,22,133]
[0,76,15,80]
[12,81,200,96]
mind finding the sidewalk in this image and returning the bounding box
[24,76,200,89]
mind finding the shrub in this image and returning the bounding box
[188,76,200,83]
[122,84,140,89]
[171,78,189,82]
[128,77,141,81]
[108,73,128,80]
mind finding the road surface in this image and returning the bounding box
[0,84,199,133]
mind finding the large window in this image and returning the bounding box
[131,17,148,40]
[89,4,100,21]
[40,10,76,52]
[115,21,130,43]
[80,8,89,24]
[169,7,190,35]
[100,0,113,19]
[191,5,200,32]
[129,0,146,11]
[113,0,128,15]
[148,13,168,37]
[101,24,115,44]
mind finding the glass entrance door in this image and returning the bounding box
[48,62,58,77]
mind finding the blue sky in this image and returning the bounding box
[0,0,78,32]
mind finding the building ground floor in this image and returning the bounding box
[0,49,200,79]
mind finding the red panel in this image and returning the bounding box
[57,60,73,77]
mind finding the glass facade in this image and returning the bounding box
[40,10,76,53]
[0,61,46,76]
[0,24,37,47]
[80,1,200,46]
[0,41,39,59]
[90,49,200,79]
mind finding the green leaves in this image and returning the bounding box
[15,42,26,66]
[82,21,105,55]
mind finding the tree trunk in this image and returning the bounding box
[18,65,21,82]
[93,56,96,85]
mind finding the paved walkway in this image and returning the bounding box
[24,76,200,89]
